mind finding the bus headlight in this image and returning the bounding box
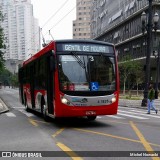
[111,97,116,103]
[61,97,71,105]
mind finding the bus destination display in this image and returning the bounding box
[57,43,114,53]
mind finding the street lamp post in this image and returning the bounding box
[141,0,159,106]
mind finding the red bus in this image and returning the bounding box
[18,40,119,121]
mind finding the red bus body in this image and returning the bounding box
[18,40,119,120]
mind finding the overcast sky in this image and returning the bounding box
[31,0,76,41]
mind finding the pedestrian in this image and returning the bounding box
[147,84,158,114]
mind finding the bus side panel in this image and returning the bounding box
[19,83,24,104]
[23,83,32,108]
[18,68,24,104]
[30,65,35,108]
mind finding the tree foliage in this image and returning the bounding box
[0,68,18,87]
[130,60,144,96]
[11,73,19,87]
[119,55,144,96]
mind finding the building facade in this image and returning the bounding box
[73,0,92,39]
[0,0,40,62]
[91,0,160,83]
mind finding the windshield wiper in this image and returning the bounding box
[71,52,89,82]
[71,52,86,69]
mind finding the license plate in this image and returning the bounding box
[86,111,96,115]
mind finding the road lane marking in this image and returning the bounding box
[12,107,24,109]
[106,115,125,119]
[28,118,38,127]
[5,112,16,117]
[73,128,160,148]
[130,110,160,118]
[31,119,49,124]
[52,128,65,138]
[73,128,140,143]
[118,112,149,119]
[19,109,34,117]
[130,121,159,160]
[99,119,129,125]
[56,142,83,160]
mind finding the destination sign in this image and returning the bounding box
[57,43,114,53]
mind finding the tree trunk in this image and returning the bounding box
[123,81,126,95]
[136,82,139,96]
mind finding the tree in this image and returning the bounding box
[119,55,133,95]
[11,73,18,88]
[119,55,144,96]
[0,68,11,86]
[130,60,144,96]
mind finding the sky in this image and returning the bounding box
[31,0,76,41]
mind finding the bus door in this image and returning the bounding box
[46,52,55,114]
[30,64,35,108]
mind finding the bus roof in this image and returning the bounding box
[22,39,114,67]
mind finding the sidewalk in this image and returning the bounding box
[119,98,160,111]
[0,98,9,114]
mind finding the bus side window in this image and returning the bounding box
[34,61,39,89]
[39,58,46,89]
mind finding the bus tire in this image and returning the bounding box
[87,116,97,121]
[24,95,29,112]
[41,98,50,122]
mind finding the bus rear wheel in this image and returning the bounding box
[87,116,97,121]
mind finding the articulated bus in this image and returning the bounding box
[18,40,119,121]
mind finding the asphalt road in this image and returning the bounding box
[0,87,160,160]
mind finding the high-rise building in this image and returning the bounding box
[91,0,160,83]
[0,0,40,61]
[73,0,92,39]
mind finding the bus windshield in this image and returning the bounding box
[58,54,116,92]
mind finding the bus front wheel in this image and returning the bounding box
[41,100,50,122]
[87,116,97,121]
[24,96,29,112]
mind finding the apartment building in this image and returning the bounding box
[91,0,160,83]
[73,0,92,39]
[0,0,40,61]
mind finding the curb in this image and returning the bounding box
[0,98,9,114]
